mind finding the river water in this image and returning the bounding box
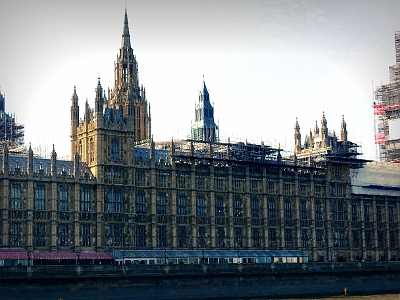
[218,294,400,300]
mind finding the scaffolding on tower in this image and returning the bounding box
[0,111,25,154]
[373,82,400,163]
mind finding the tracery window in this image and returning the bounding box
[235,228,243,248]
[59,186,69,211]
[11,184,22,210]
[158,226,167,247]
[35,185,46,211]
[300,200,307,219]
[197,195,205,216]
[216,196,224,216]
[109,225,122,247]
[177,194,187,215]
[59,223,69,247]
[178,226,187,247]
[234,196,243,217]
[198,227,206,248]
[81,224,91,246]
[137,225,146,247]
[251,198,259,218]
[81,188,91,212]
[136,191,146,214]
[157,192,167,215]
[35,223,46,247]
[11,223,22,246]
[252,228,260,247]
[107,188,122,213]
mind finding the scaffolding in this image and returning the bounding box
[373,31,400,163]
[374,82,400,163]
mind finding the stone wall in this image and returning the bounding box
[1,262,400,300]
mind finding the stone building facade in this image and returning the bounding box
[0,10,399,263]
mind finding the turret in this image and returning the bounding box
[294,117,301,153]
[27,143,33,175]
[191,77,219,142]
[94,77,104,115]
[340,115,348,142]
[2,143,8,174]
[321,112,328,147]
[50,144,57,178]
[70,86,79,158]
[84,98,90,125]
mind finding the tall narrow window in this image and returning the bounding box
[352,230,359,248]
[268,199,276,218]
[389,205,395,224]
[178,226,187,247]
[376,205,383,223]
[111,139,119,160]
[198,227,206,248]
[252,228,260,247]
[365,230,372,248]
[109,225,122,247]
[11,223,22,246]
[217,227,225,247]
[197,195,205,216]
[107,189,122,213]
[269,228,277,248]
[35,185,46,211]
[11,184,22,210]
[234,196,243,217]
[351,203,358,221]
[315,201,323,220]
[301,229,309,248]
[364,204,370,222]
[136,191,146,214]
[81,224,91,246]
[285,229,293,248]
[35,223,46,247]
[177,195,187,215]
[158,226,167,247]
[334,230,344,247]
[300,200,307,219]
[390,231,396,248]
[316,229,324,247]
[157,193,167,215]
[81,188,91,212]
[333,201,344,220]
[89,138,94,162]
[251,198,259,218]
[235,228,243,248]
[284,200,291,219]
[216,196,224,216]
[59,223,69,247]
[137,225,146,247]
[59,186,69,211]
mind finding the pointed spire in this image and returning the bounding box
[121,8,131,49]
[341,115,348,142]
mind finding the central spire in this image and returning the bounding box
[121,8,131,49]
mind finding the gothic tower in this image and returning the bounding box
[70,9,151,179]
[191,78,218,142]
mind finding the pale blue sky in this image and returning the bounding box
[1,0,399,160]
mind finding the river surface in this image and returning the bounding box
[215,294,400,300]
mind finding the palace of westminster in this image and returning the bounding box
[1,10,400,263]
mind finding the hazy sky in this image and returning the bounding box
[1,0,400,160]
